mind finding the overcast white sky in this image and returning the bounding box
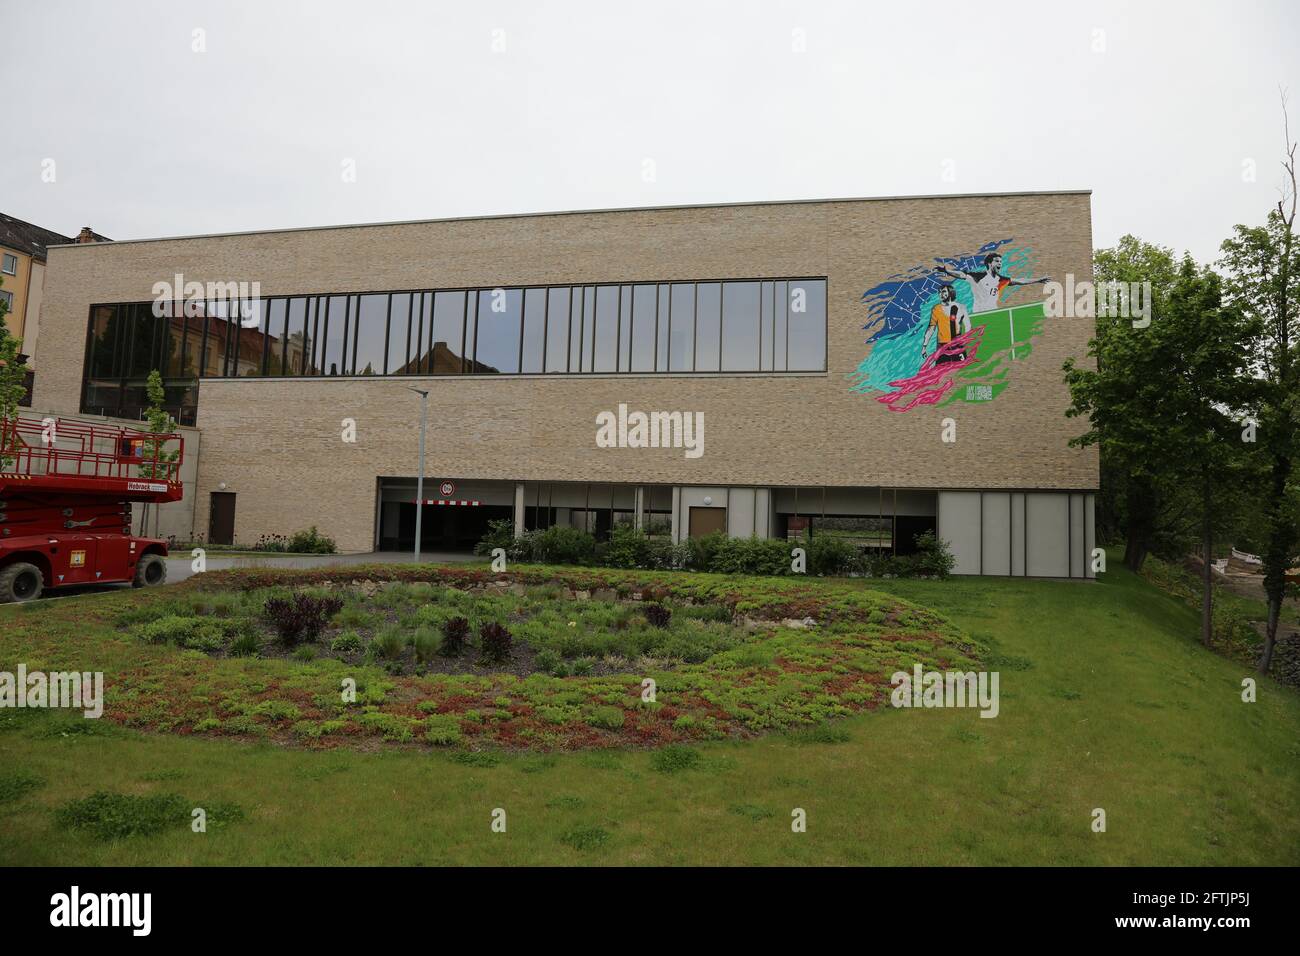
[2,0,1297,263]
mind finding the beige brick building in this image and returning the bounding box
[32,191,1098,575]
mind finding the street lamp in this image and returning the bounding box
[406,386,429,563]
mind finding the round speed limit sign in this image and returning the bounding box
[439,481,455,498]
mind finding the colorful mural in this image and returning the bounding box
[848,240,1051,411]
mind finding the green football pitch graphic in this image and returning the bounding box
[941,300,1047,405]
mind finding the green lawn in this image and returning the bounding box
[2,561,1297,865]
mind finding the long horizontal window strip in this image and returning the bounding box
[79,278,826,423]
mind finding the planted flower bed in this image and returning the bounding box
[9,564,983,751]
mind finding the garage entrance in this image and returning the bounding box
[376,478,514,552]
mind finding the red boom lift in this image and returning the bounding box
[0,414,184,603]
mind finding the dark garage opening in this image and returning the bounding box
[378,501,512,552]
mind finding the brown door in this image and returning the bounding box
[209,492,236,545]
[688,506,727,538]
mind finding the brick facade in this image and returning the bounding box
[34,192,1096,553]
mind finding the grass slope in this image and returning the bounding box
[1,560,1297,865]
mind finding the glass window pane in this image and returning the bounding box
[521,288,545,373]
[630,284,656,372]
[695,282,721,371]
[262,299,287,375]
[575,287,591,372]
[618,285,633,371]
[760,281,774,372]
[774,281,788,370]
[86,305,120,378]
[382,293,410,375]
[353,293,388,376]
[787,279,826,370]
[721,281,760,372]
[656,284,670,371]
[407,292,429,373]
[160,302,185,378]
[284,298,309,376]
[669,283,695,372]
[125,303,162,378]
[592,285,618,372]
[545,287,571,372]
[233,298,264,377]
[430,290,465,373]
[473,288,521,374]
[321,296,348,376]
[199,300,224,376]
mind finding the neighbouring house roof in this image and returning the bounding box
[0,213,110,260]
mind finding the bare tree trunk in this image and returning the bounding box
[1260,598,1280,675]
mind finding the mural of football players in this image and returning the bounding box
[935,252,1050,313]
[921,284,970,363]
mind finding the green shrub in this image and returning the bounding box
[229,630,260,657]
[571,656,596,676]
[0,768,44,805]
[586,706,624,729]
[285,526,337,554]
[560,824,611,851]
[293,645,317,662]
[530,525,597,564]
[911,530,956,579]
[372,626,406,660]
[133,615,239,651]
[807,535,863,576]
[651,745,703,773]
[412,626,442,663]
[686,531,727,571]
[602,526,654,569]
[55,791,191,840]
[708,536,791,576]
[330,631,363,654]
[424,714,462,745]
[474,517,533,560]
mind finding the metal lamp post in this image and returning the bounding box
[406,386,430,563]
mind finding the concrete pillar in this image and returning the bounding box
[513,482,525,539]
[670,486,682,543]
[633,486,645,531]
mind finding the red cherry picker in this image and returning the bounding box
[0,413,183,602]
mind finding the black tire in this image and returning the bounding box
[133,553,167,589]
[0,562,44,603]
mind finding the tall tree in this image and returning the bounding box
[1064,236,1182,571]
[1218,95,1300,674]
[138,369,179,538]
[1158,260,1257,646]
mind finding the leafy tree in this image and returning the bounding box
[1217,99,1300,674]
[137,369,180,537]
[1156,260,1258,646]
[1064,236,1183,571]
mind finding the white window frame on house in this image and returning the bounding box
[1,253,17,276]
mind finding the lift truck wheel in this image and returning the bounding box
[133,554,167,589]
[0,562,44,603]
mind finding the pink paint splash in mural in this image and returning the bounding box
[877,326,984,412]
